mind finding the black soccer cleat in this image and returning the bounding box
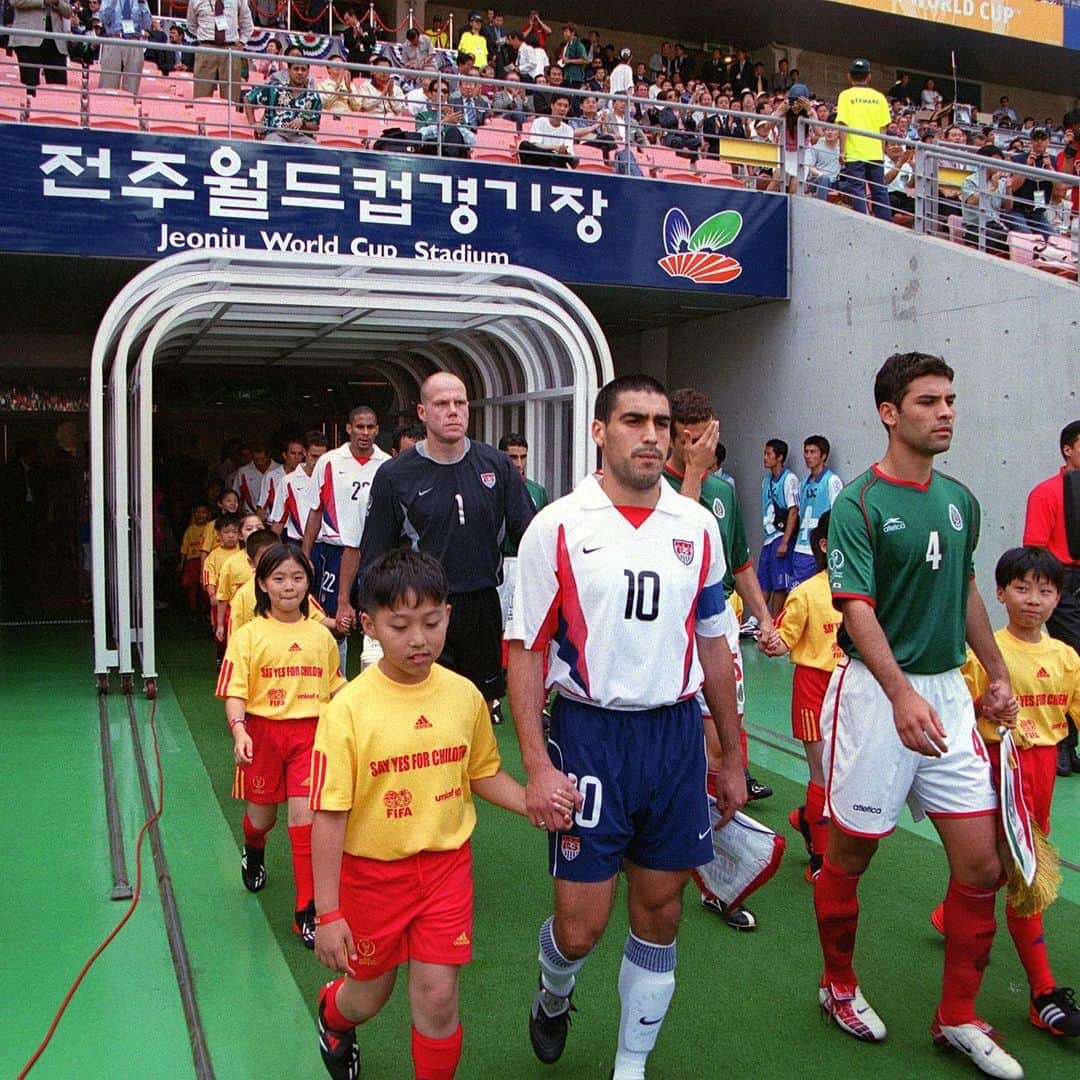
[317,983,361,1080]
[701,895,757,931]
[294,901,316,949]
[1031,986,1080,1037]
[745,770,773,801]
[240,844,266,892]
[529,978,575,1064]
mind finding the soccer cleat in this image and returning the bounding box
[294,901,316,949]
[931,1015,1024,1078]
[1030,986,1080,1037]
[745,770,773,801]
[739,615,760,639]
[819,982,887,1042]
[529,978,575,1064]
[930,902,945,936]
[317,983,361,1080]
[701,895,757,931]
[788,805,813,856]
[805,854,823,883]
[240,845,266,892]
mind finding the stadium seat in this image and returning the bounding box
[26,86,82,126]
[321,134,370,150]
[88,89,142,131]
[1009,232,1078,279]
[574,143,610,174]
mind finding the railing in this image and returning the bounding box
[795,116,1078,282]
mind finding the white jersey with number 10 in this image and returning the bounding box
[507,474,729,710]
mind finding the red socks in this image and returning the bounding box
[412,1023,463,1080]
[806,781,829,858]
[320,978,357,1032]
[938,878,997,1025]
[1006,904,1055,998]
[738,727,749,768]
[814,858,860,987]
[242,812,273,849]
[288,824,314,911]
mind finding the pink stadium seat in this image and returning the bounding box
[26,86,82,126]
[574,142,610,174]
[88,89,142,131]
[321,134,370,150]
[1009,232,1078,279]
[474,125,517,152]
[472,148,517,164]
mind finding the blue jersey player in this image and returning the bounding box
[792,435,843,585]
[507,374,747,1080]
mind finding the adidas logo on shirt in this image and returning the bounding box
[289,642,302,652]
[1036,667,1050,679]
[453,932,470,947]
[415,715,433,729]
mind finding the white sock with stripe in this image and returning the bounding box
[613,933,676,1080]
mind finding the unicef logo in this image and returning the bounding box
[948,503,964,531]
[828,549,845,572]
[658,208,743,285]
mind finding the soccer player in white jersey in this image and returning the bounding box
[507,374,747,1079]
[234,445,283,517]
[815,352,1022,1080]
[269,431,329,545]
[302,407,390,670]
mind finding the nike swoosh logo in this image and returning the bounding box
[418,488,433,496]
[639,1017,662,1026]
[698,827,711,840]
[582,545,603,554]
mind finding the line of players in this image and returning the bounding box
[179,365,1080,1079]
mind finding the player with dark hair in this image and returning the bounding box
[391,422,426,457]
[508,373,746,1078]
[815,351,1023,1079]
[792,435,843,585]
[759,437,799,615]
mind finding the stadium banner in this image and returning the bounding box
[0,125,789,298]
[824,0,1066,48]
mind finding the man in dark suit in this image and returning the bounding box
[1,439,43,616]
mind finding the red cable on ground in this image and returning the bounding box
[17,698,163,1080]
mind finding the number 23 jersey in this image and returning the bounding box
[829,464,980,675]
[507,474,729,710]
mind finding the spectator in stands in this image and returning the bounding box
[515,29,545,82]
[582,59,604,93]
[556,22,586,88]
[491,68,527,128]
[250,36,284,78]
[356,53,405,115]
[339,4,376,66]
[152,22,192,73]
[519,8,550,48]
[449,76,489,134]
[710,91,745,140]
[457,10,487,69]
[415,76,467,151]
[701,48,724,86]
[808,123,842,200]
[530,62,569,115]
[883,138,915,214]
[482,8,505,57]
[97,0,150,95]
[960,144,1012,254]
[10,0,71,92]
[492,28,518,79]
[775,83,813,192]
[318,62,361,113]
[935,123,970,233]
[647,40,669,78]
[401,25,433,70]
[244,45,321,143]
[608,46,633,97]
[658,88,701,153]
[518,93,577,167]
[749,59,769,96]
[920,76,943,111]
[425,11,449,49]
[187,0,252,103]
[1020,116,1035,135]
[771,57,791,92]
[887,71,913,106]
[599,92,648,151]
[1052,142,1078,231]
[728,47,752,95]
[835,57,893,221]
[1006,127,1055,236]
[993,95,1018,126]
[250,0,279,28]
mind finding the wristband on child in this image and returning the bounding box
[314,909,346,926]
[229,717,247,729]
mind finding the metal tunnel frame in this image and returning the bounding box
[90,251,614,688]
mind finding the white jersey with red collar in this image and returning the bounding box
[269,465,318,542]
[506,473,729,710]
[234,462,285,515]
[314,442,391,547]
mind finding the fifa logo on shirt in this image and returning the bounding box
[672,538,695,565]
[384,789,414,818]
[560,835,581,861]
[828,549,845,572]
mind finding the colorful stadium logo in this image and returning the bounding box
[658,208,744,284]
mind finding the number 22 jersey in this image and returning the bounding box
[506,474,729,710]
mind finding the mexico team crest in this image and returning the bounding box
[948,503,964,531]
[480,472,496,488]
[560,836,581,861]
[673,538,694,565]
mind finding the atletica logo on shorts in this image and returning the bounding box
[852,803,882,814]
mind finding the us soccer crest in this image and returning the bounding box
[480,472,497,488]
[673,539,694,565]
[560,836,581,861]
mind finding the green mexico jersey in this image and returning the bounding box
[502,477,549,556]
[829,465,980,674]
[662,468,750,597]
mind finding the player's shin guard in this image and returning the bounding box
[806,781,829,858]
[288,824,315,911]
[243,812,274,849]
[538,916,588,998]
[1006,903,1055,998]
[814,859,860,986]
[411,1023,462,1080]
[938,878,997,1026]
[614,934,676,1080]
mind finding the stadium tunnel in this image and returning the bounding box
[90,251,615,693]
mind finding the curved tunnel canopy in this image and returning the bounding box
[91,251,614,679]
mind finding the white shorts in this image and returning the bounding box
[699,601,745,720]
[821,658,996,838]
[498,556,517,627]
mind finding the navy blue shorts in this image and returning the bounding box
[546,696,711,882]
[312,542,345,612]
[790,552,819,586]
[757,540,794,592]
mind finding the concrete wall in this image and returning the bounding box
[651,196,1078,600]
